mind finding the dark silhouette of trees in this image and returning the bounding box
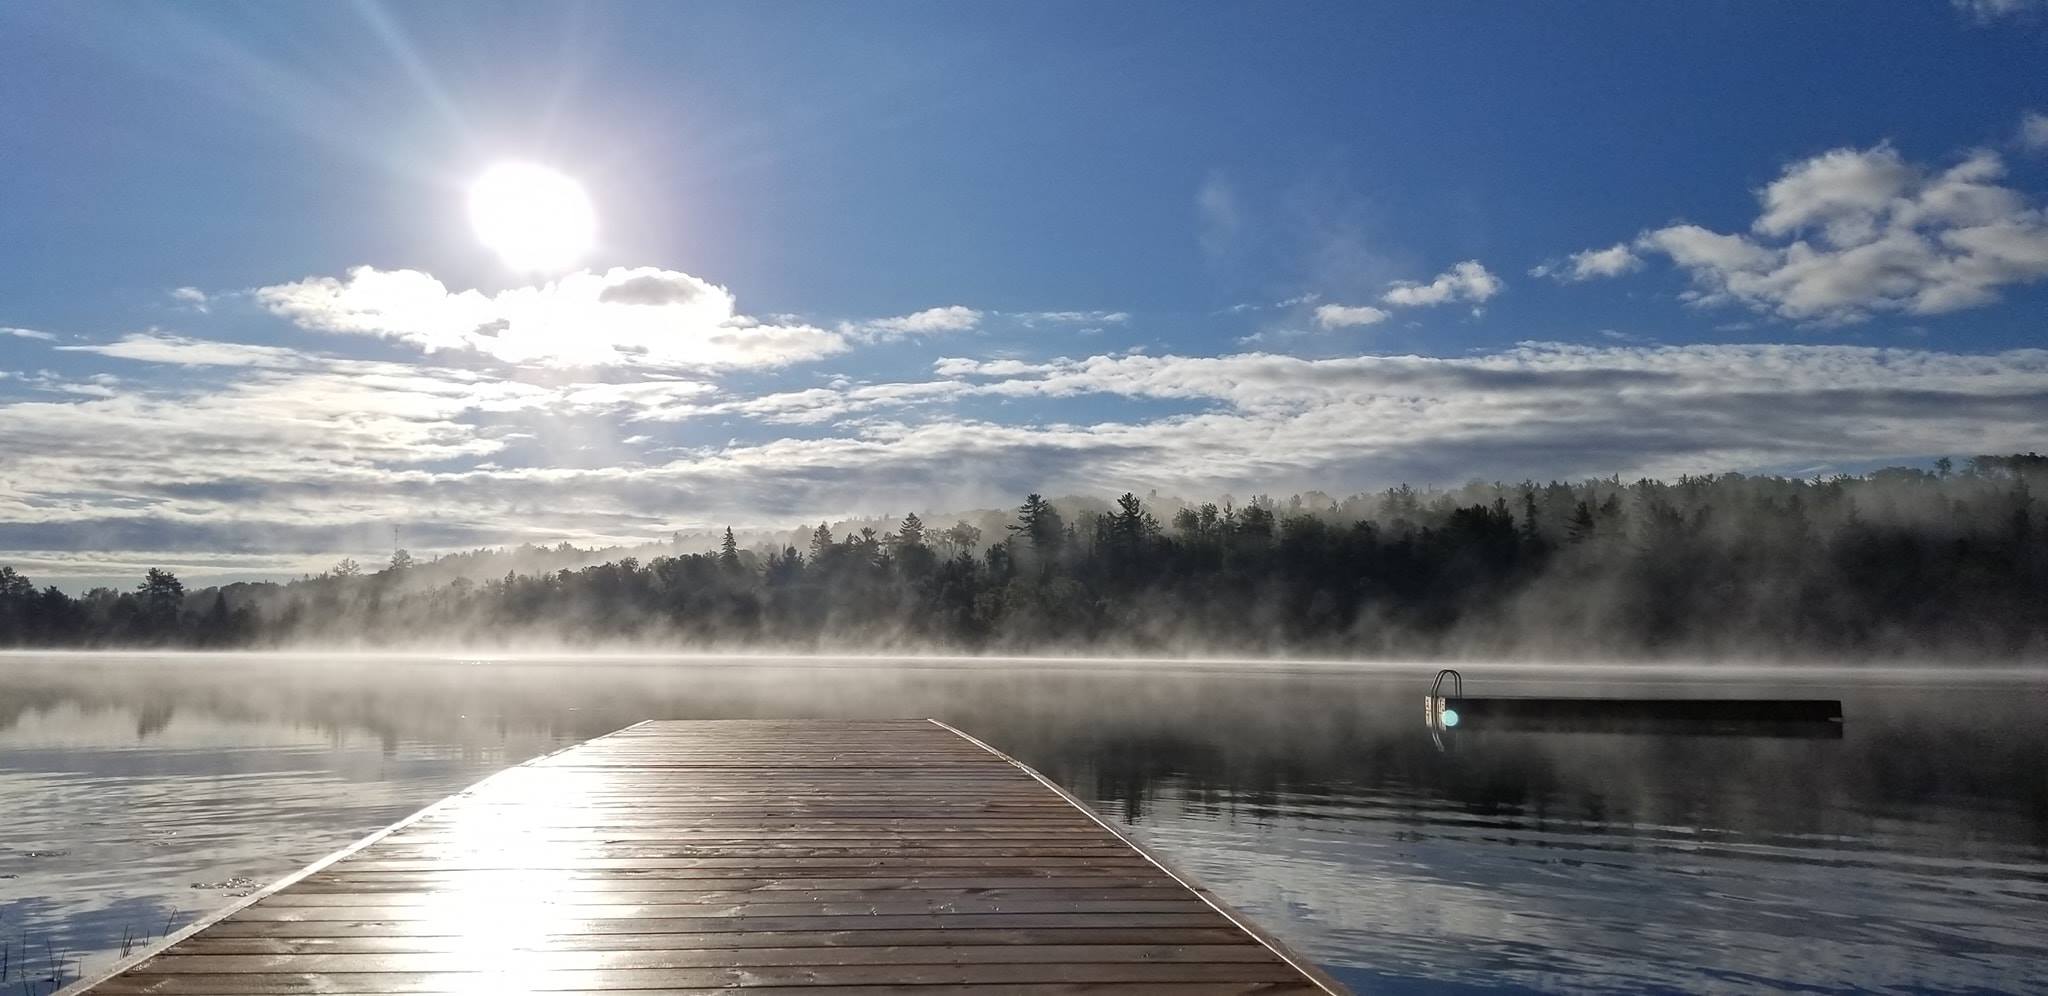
[937,521,981,560]
[1,455,2044,658]
[1008,494,1064,556]
[897,512,926,549]
[891,513,936,580]
[135,567,185,640]
[719,528,741,570]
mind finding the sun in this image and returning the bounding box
[468,162,596,273]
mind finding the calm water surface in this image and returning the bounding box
[1,653,2044,994]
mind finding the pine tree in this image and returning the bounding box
[137,568,185,635]
[897,512,926,548]
[1567,501,1597,543]
[1008,494,1063,552]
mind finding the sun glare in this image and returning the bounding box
[468,162,596,273]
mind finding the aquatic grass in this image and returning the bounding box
[0,933,78,996]
[0,905,154,996]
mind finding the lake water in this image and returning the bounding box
[1,653,2044,994]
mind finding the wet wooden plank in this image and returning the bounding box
[289,875,1183,893]
[194,913,1239,939]
[227,899,1223,921]
[330,856,1165,872]
[65,720,1345,995]
[90,983,1325,996]
[88,962,1316,994]
[362,849,1144,860]
[257,887,1193,907]
[171,928,1262,955]
[133,945,1284,974]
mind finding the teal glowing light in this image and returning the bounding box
[1440,708,1460,728]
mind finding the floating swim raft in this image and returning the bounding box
[64,719,1346,995]
[1425,669,1844,738]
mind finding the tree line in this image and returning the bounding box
[2,454,2043,658]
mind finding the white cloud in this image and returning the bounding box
[1314,304,1391,328]
[1638,224,1779,273]
[170,286,210,313]
[1568,144,2048,324]
[1236,328,1312,346]
[555,379,721,421]
[59,332,313,369]
[2,326,57,341]
[1197,171,1240,259]
[1751,146,1920,244]
[6,334,2047,570]
[1225,293,1321,315]
[858,305,983,339]
[932,357,1044,378]
[1314,260,1502,327]
[1009,310,1131,326]
[4,371,124,398]
[2022,111,2048,152]
[1381,260,1503,308]
[257,265,847,369]
[1954,0,2042,19]
[1533,244,1643,282]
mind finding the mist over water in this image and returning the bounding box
[2,653,2044,994]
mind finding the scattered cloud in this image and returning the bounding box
[554,379,722,421]
[1224,293,1321,315]
[1,326,57,341]
[1381,260,1504,307]
[2021,111,2048,152]
[855,305,983,339]
[595,271,706,306]
[1009,310,1131,326]
[1532,244,1644,282]
[170,286,210,313]
[1314,304,1391,329]
[59,332,314,369]
[1565,144,2048,324]
[1197,171,1240,259]
[1313,260,1502,328]
[257,265,848,369]
[5,370,124,398]
[1598,329,1651,343]
[1953,0,2042,19]
[1235,328,1312,346]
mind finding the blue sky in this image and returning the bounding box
[3,1,2047,585]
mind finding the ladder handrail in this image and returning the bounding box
[1431,668,1463,700]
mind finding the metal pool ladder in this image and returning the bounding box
[1426,668,1463,750]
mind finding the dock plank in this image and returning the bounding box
[65,720,1344,995]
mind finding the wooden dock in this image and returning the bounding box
[68,719,1344,995]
